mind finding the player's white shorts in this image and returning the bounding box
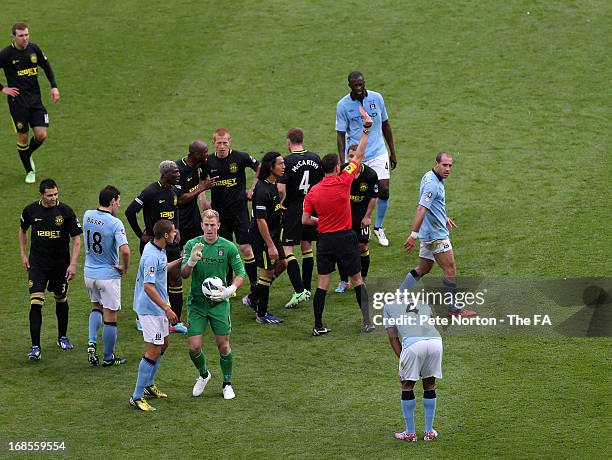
[364,153,390,180]
[419,238,453,261]
[399,338,443,381]
[140,315,169,345]
[84,277,121,310]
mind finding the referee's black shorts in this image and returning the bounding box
[316,230,361,276]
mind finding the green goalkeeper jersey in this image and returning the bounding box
[182,236,246,304]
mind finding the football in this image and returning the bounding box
[201,276,224,298]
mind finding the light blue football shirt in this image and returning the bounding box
[83,209,129,280]
[418,170,449,241]
[336,90,389,161]
[133,242,168,316]
[383,302,441,348]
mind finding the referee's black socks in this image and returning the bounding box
[313,288,327,328]
[354,283,370,324]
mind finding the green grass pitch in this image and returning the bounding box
[0,1,610,458]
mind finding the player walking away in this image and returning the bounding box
[336,144,379,293]
[276,128,323,308]
[303,109,374,335]
[336,71,396,247]
[402,152,476,317]
[202,128,259,294]
[0,23,60,184]
[19,179,82,359]
[83,186,130,367]
[130,220,180,411]
[181,210,245,400]
[245,152,287,324]
[384,301,442,442]
[125,161,188,333]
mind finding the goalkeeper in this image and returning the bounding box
[180,209,245,400]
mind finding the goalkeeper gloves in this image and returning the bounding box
[187,242,204,267]
[209,284,237,302]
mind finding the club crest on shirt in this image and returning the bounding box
[16,121,24,129]
[359,182,368,192]
[369,102,376,110]
[55,215,64,226]
[229,163,238,174]
[173,196,177,206]
[30,53,38,64]
[217,249,224,257]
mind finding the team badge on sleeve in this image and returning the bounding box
[343,162,357,175]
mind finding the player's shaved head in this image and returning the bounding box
[348,71,364,82]
[189,140,208,154]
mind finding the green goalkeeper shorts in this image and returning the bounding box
[187,299,231,337]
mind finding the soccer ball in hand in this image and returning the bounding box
[202,276,224,299]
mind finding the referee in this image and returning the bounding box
[302,109,375,335]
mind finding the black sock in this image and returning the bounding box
[360,249,370,279]
[29,303,43,346]
[286,255,304,293]
[301,251,314,292]
[313,288,327,328]
[244,257,257,293]
[55,301,69,338]
[168,286,183,322]
[256,278,271,317]
[17,142,32,172]
[354,284,370,323]
[28,136,43,155]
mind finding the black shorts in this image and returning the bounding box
[9,99,48,133]
[165,243,181,262]
[28,265,69,296]
[218,205,250,245]
[316,231,361,276]
[251,237,286,270]
[179,226,203,249]
[352,211,370,244]
[281,203,317,246]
